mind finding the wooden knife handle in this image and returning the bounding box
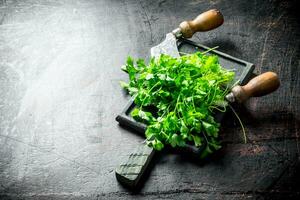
[179,9,224,38]
[229,72,280,103]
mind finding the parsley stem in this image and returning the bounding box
[202,131,209,145]
[174,93,181,113]
[192,95,196,111]
[161,104,171,118]
[229,104,247,144]
[201,46,219,54]
[209,105,226,113]
[139,81,160,109]
[148,82,160,93]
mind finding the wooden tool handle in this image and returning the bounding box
[230,72,280,103]
[179,9,224,38]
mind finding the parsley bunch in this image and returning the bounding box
[120,52,235,158]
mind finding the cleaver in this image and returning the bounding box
[115,9,280,189]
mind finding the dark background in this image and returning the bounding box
[0,0,299,199]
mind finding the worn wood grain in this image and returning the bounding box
[0,0,299,199]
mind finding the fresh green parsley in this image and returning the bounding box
[120,52,235,158]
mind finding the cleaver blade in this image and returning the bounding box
[150,33,180,58]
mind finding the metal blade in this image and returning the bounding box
[150,33,180,58]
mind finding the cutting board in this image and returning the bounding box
[116,39,254,153]
[115,39,255,188]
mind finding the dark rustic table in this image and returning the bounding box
[0,0,299,199]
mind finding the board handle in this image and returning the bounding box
[179,9,224,38]
[226,72,280,103]
[115,144,156,189]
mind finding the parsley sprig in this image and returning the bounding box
[120,52,235,158]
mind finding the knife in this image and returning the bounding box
[151,9,224,58]
[115,9,280,189]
